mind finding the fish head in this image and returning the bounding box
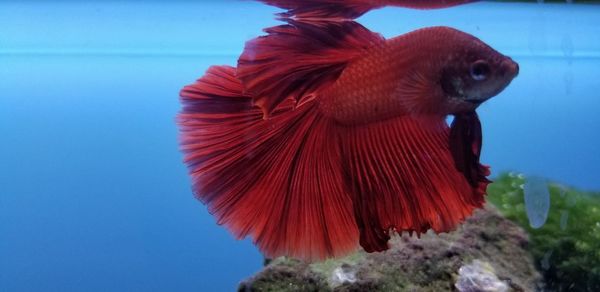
[434,27,519,114]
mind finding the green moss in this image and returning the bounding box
[487,173,600,291]
[239,257,331,292]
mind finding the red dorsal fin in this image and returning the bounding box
[257,0,477,20]
[237,19,384,118]
[338,115,489,252]
[179,66,359,261]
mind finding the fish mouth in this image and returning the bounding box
[502,58,520,78]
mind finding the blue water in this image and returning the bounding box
[1,1,599,291]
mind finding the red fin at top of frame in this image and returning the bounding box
[257,0,477,21]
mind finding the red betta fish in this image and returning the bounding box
[178,0,519,261]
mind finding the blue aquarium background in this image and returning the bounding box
[1,1,599,291]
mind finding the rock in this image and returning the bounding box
[455,260,508,292]
[238,206,542,292]
[330,264,358,287]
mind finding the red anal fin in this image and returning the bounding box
[449,112,491,187]
[237,19,384,118]
[178,66,358,261]
[257,0,477,20]
[338,115,488,253]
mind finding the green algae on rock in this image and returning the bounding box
[238,207,541,292]
[487,173,600,292]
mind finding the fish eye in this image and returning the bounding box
[470,60,490,81]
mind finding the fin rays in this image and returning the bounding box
[339,116,487,252]
[179,67,489,260]
[257,0,477,20]
[179,66,358,261]
[238,20,384,117]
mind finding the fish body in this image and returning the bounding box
[178,1,518,261]
[321,26,518,124]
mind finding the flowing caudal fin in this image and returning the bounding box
[238,19,384,117]
[338,115,489,252]
[178,66,358,261]
[257,0,477,20]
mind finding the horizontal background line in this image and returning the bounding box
[0,49,242,58]
[1,49,598,59]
